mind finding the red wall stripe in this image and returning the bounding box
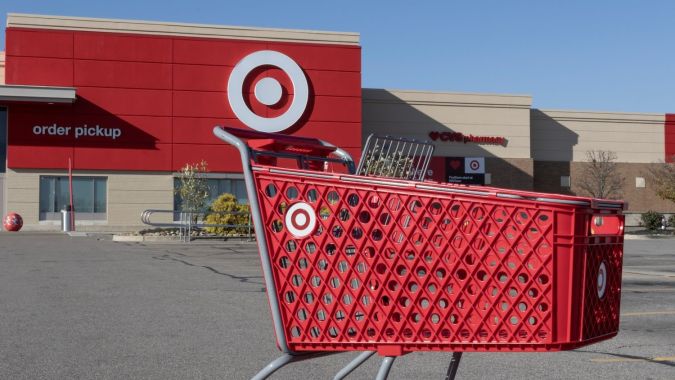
[666,114,675,163]
[4,27,362,172]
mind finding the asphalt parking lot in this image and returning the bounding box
[0,233,673,379]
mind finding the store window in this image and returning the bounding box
[560,176,571,188]
[39,176,107,220]
[173,177,248,216]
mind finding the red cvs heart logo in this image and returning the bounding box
[449,160,461,170]
[429,132,440,141]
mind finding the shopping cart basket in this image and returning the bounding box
[213,126,625,380]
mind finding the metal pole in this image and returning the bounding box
[333,351,375,380]
[375,356,396,380]
[250,353,295,380]
[188,211,192,243]
[445,352,463,380]
[68,157,75,231]
[247,211,253,241]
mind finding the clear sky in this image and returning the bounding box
[1,0,673,113]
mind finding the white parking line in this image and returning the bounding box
[591,355,675,363]
[621,310,675,317]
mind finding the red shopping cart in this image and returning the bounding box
[213,126,624,380]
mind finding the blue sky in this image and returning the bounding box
[1,0,673,113]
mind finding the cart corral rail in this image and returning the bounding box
[213,126,625,380]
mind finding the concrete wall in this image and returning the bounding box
[0,52,5,84]
[531,109,672,214]
[363,89,532,158]
[5,169,173,231]
[362,89,535,189]
[531,109,665,163]
[533,161,675,213]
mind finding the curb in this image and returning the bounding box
[624,234,675,240]
[112,235,179,242]
[112,234,256,243]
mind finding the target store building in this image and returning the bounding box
[1,13,674,231]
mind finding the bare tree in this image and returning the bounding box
[576,150,624,199]
[647,157,675,203]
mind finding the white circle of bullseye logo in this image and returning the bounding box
[597,261,607,299]
[285,202,316,238]
[227,50,309,133]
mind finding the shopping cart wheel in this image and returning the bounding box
[445,352,463,380]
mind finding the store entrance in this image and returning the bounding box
[1,107,6,217]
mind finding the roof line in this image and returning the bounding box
[6,13,360,46]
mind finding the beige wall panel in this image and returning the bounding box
[4,170,39,224]
[0,51,5,84]
[431,142,530,158]
[363,89,531,107]
[108,191,173,204]
[362,122,529,137]
[486,158,533,190]
[532,148,664,164]
[363,89,533,159]
[569,162,675,213]
[108,176,173,191]
[531,109,664,162]
[107,173,173,226]
[533,161,675,214]
[5,171,39,188]
[6,188,39,203]
[5,169,174,230]
[4,202,38,224]
[364,104,530,126]
[109,204,173,226]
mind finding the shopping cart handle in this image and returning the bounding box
[213,126,356,173]
[219,126,331,150]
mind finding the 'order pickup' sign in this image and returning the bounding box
[32,124,122,140]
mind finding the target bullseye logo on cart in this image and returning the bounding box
[597,261,607,299]
[227,50,309,133]
[285,202,317,238]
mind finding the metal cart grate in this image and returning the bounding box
[356,134,434,181]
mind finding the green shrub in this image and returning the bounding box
[204,193,251,235]
[669,214,675,229]
[640,210,663,232]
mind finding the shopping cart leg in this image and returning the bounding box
[251,353,294,380]
[444,352,463,380]
[251,352,334,380]
[375,356,396,380]
[333,351,375,380]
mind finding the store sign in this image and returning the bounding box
[32,123,122,140]
[429,131,506,146]
[227,50,309,133]
[465,157,485,174]
[446,157,485,185]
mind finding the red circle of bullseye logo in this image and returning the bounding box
[470,160,480,171]
[285,202,317,238]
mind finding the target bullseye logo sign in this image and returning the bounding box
[285,202,317,238]
[227,50,309,133]
[465,157,485,174]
